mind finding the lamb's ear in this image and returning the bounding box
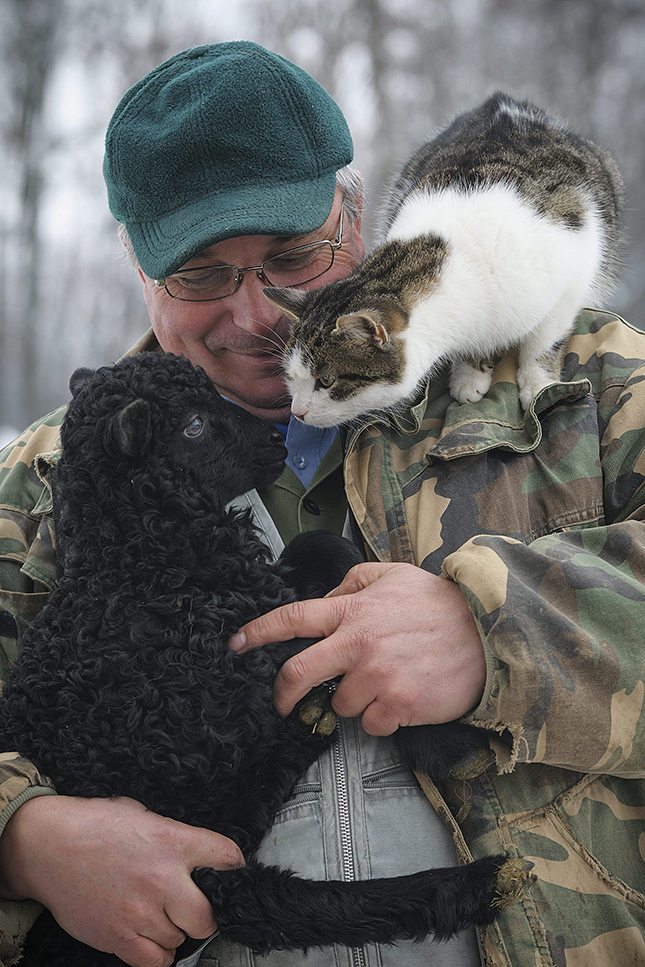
[69,367,96,398]
[263,286,309,320]
[111,399,152,457]
[333,311,390,347]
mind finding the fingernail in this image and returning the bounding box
[228,632,246,652]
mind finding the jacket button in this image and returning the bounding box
[302,497,321,516]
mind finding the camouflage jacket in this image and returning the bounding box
[0,309,645,965]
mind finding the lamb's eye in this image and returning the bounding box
[317,374,336,389]
[184,416,204,438]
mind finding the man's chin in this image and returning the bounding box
[217,386,291,423]
[246,400,292,423]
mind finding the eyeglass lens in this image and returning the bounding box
[163,241,335,302]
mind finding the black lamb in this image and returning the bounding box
[0,353,534,966]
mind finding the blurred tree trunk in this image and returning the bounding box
[2,0,64,426]
[352,0,395,240]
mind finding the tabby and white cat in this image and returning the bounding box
[266,92,623,427]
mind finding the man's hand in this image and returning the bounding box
[229,562,486,736]
[0,795,244,967]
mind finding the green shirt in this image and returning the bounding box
[258,435,347,545]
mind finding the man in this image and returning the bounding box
[0,40,644,967]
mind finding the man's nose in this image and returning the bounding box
[230,270,282,333]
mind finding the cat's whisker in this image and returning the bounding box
[257,328,289,353]
[352,417,374,435]
[270,330,289,351]
[236,319,290,355]
[254,345,284,358]
[298,342,315,369]
[256,338,286,356]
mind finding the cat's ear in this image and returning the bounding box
[334,312,390,347]
[263,286,308,320]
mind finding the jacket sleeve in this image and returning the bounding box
[0,412,62,672]
[0,417,64,965]
[0,754,57,965]
[443,355,645,777]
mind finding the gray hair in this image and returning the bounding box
[118,165,364,274]
[335,164,363,224]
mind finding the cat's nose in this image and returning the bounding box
[291,410,308,422]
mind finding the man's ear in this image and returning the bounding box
[263,287,309,320]
[109,399,152,457]
[117,223,141,273]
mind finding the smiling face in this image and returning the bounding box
[138,191,365,424]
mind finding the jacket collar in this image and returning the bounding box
[347,353,592,460]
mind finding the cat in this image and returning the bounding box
[265,92,623,426]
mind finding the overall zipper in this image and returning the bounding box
[333,721,367,967]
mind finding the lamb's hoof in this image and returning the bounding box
[450,745,496,780]
[491,858,536,909]
[296,684,337,736]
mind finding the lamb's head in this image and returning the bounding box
[61,353,288,511]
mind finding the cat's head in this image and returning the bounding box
[264,284,411,427]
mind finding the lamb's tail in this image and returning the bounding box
[193,854,534,953]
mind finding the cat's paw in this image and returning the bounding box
[517,368,554,410]
[396,722,492,781]
[450,360,493,404]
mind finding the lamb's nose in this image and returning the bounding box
[270,430,284,447]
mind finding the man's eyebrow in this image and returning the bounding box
[270,226,324,245]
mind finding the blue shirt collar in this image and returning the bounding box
[274,418,337,489]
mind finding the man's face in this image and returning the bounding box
[139,191,364,423]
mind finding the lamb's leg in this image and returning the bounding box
[193,855,534,953]
[395,722,495,780]
[278,531,364,599]
[19,909,121,967]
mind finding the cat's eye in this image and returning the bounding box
[184,416,204,438]
[317,374,336,389]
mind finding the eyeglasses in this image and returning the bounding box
[154,205,345,302]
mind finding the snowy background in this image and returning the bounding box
[1,0,644,442]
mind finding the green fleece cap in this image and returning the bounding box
[103,42,354,280]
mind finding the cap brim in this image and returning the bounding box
[129,173,339,280]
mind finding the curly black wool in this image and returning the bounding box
[0,353,527,966]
